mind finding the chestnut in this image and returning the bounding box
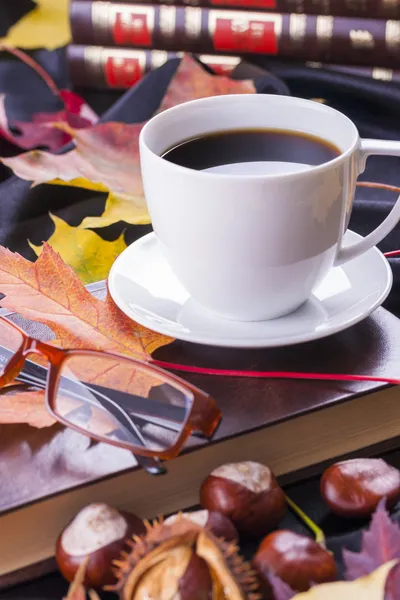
[200,461,287,537]
[320,458,400,518]
[177,553,213,600]
[164,509,238,541]
[253,530,337,592]
[56,503,146,588]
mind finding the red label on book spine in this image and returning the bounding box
[211,0,276,6]
[105,57,144,88]
[113,12,152,47]
[213,17,277,53]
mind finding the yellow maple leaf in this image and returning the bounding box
[0,0,71,50]
[80,192,151,229]
[293,560,398,600]
[43,178,110,194]
[29,213,127,284]
[45,179,151,227]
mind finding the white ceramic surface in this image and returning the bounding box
[139,94,400,321]
[108,231,392,349]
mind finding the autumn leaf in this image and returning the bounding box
[45,178,110,194]
[28,213,128,284]
[268,572,296,600]
[3,122,145,197]
[0,244,174,428]
[343,499,400,580]
[80,193,150,229]
[0,243,173,357]
[0,388,55,428]
[0,48,98,151]
[0,0,71,50]
[292,561,398,600]
[157,53,255,112]
[2,55,254,227]
[385,561,400,600]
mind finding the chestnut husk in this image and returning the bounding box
[165,509,238,542]
[111,517,261,599]
[56,508,146,588]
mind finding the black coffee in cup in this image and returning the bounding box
[162,128,341,173]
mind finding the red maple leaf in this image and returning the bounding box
[343,499,400,581]
[0,46,98,151]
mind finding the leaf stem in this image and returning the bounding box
[356,181,400,194]
[285,494,326,548]
[0,44,60,97]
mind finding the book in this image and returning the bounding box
[67,44,241,88]
[1,279,400,586]
[67,43,400,89]
[70,1,400,68]
[70,0,400,20]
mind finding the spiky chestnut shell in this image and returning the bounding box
[164,509,238,542]
[109,517,261,600]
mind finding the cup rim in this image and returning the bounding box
[139,93,360,181]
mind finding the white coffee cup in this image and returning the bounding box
[139,94,400,321]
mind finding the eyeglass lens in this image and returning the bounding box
[53,354,193,454]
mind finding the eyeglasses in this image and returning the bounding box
[0,316,221,475]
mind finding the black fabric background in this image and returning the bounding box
[0,44,399,598]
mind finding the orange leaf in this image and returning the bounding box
[0,243,173,359]
[2,54,255,199]
[157,54,255,112]
[0,389,55,428]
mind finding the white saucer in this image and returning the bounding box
[108,231,392,348]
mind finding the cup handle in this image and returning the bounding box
[335,138,400,266]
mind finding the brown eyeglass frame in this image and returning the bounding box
[0,316,221,461]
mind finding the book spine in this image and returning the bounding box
[306,60,400,82]
[70,0,400,19]
[70,1,400,67]
[67,44,241,88]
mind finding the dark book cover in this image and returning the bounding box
[70,0,400,19]
[70,1,400,68]
[67,44,400,89]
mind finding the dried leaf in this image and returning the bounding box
[45,178,109,193]
[0,50,98,151]
[28,213,127,284]
[80,193,150,229]
[0,388,55,428]
[2,54,255,228]
[157,54,255,112]
[292,561,398,600]
[268,572,297,600]
[343,499,400,580]
[0,1,36,37]
[0,243,174,358]
[385,561,400,600]
[0,0,71,50]
[2,122,145,197]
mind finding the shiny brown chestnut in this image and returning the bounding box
[253,530,338,592]
[200,461,287,537]
[164,509,238,541]
[321,458,400,518]
[56,503,146,588]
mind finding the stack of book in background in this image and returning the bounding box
[67,0,400,90]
